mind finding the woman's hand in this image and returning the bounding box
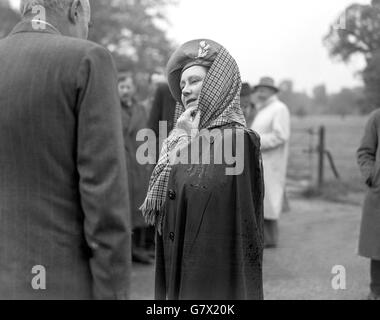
[176,106,201,139]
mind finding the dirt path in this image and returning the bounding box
[131,196,369,300]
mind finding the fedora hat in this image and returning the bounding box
[252,77,279,93]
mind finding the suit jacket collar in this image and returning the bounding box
[9,20,62,37]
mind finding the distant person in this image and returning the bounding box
[251,77,290,248]
[0,0,131,299]
[118,72,154,265]
[250,85,260,119]
[240,82,256,127]
[357,110,380,300]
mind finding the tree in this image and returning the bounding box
[312,84,328,109]
[279,79,293,93]
[362,50,380,111]
[0,0,20,39]
[88,0,177,99]
[324,0,380,113]
[89,0,176,72]
[324,0,380,63]
[278,79,312,117]
[328,87,365,116]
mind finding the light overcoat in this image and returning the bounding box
[251,96,290,220]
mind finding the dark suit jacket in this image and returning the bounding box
[0,21,131,299]
[147,83,177,161]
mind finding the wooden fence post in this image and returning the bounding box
[318,126,325,190]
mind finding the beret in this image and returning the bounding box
[166,39,222,104]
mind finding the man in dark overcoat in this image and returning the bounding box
[118,72,154,264]
[357,109,380,300]
[0,0,131,299]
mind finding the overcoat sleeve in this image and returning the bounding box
[260,103,290,151]
[357,112,378,187]
[76,45,131,300]
[147,85,163,136]
[234,129,264,299]
[147,86,164,161]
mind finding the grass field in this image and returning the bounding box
[287,114,370,198]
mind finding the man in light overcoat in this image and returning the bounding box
[250,77,290,248]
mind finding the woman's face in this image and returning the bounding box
[180,65,208,109]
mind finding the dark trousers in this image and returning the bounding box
[132,227,155,249]
[264,219,279,248]
[371,259,380,295]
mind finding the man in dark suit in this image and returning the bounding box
[0,0,131,299]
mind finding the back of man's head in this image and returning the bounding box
[19,0,91,40]
[20,0,71,15]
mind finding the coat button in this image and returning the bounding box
[90,242,99,250]
[168,189,176,200]
[169,232,175,241]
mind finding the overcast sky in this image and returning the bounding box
[164,0,371,94]
[11,0,371,93]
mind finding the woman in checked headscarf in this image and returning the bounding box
[140,39,264,300]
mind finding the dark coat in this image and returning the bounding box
[0,21,131,299]
[121,100,152,229]
[357,109,380,260]
[155,126,264,300]
[147,83,177,161]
